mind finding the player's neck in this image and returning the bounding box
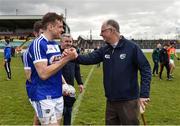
[43,32,53,41]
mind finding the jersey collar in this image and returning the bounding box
[41,34,49,42]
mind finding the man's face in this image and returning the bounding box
[51,20,64,39]
[171,44,175,48]
[164,45,168,49]
[61,36,73,49]
[100,24,113,43]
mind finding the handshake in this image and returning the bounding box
[61,47,78,61]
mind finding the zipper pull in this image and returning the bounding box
[112,48,115,54]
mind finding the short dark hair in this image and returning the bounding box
[106,19,120,33]
[4,36,10,39]
[42,12,64,30]
[170,41,175,45]
[33,20,43,33]
[164,43,169,47]
[4,36,10,43]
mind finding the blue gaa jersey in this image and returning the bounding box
[28,34,62,101]
[22,49,33,98]
[4,43,11,60]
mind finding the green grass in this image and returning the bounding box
[0,53,180,125]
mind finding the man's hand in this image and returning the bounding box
[78,84,84,93]
[62,47,78,61]
[139,98,150,113]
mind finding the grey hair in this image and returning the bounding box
[61,33,73,41]
[106,19,120,33]
[61,33,72,38]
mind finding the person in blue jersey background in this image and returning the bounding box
[4,36,12,80]
[28,12,77,125]
[22,20,43,125]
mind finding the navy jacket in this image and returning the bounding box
[61,48,83,86]
[159,48,169,63]
[76,36,151,101]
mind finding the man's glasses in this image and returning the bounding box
[101,28,112,33]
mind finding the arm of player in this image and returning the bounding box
[175,52,180,60]
[34,48,77,80]
[24,69,31,82]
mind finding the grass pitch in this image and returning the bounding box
[0,53,180,125]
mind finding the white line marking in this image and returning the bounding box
[71,65,95,124]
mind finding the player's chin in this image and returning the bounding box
[54,34,60,39]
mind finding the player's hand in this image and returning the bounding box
[62,48,78,60]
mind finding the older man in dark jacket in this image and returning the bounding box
[63,19,151,125]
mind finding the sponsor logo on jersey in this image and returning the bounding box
[46,45,60,54]
[49,54,61,64]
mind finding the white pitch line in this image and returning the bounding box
[71,65,95,124]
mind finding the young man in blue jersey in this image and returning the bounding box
[63,19,151,125]
[60,33,84,125]
[27,12,77,125]
[4,36,12,80]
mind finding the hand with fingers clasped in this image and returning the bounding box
[61,47,78,61]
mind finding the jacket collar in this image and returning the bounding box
[107,36,126,49]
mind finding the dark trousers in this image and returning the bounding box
[4,60,11,79]
[159,62,170,79]
[63,106,73,125]
[152,61,159,74]
[105,99,139,125]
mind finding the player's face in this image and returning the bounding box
[51,20,64,39]
[62,37,73,49]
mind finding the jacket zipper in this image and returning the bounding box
[110,48,115,98]
[112,48,115,54]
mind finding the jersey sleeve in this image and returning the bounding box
[30,38,48,64]
[22,50,31,70]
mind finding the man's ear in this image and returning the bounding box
[48,23,53,31]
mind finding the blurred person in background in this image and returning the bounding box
[167,41,180,78]
[152,43,161,76]
[22,20,43,125]
[4,36,12,80]
[159,43,171,80]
